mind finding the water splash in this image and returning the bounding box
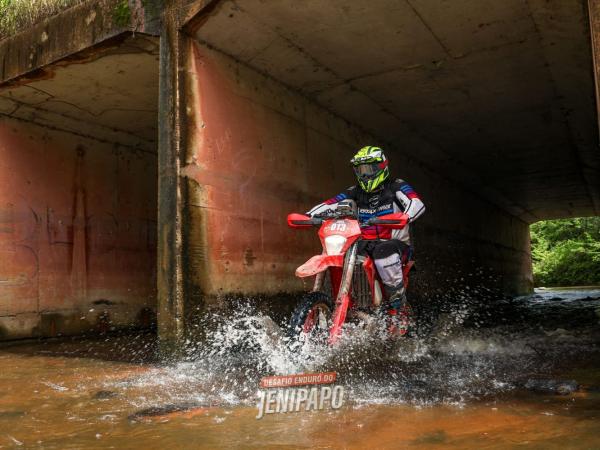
[108,289,600,409]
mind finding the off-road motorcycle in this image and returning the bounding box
[287,200,415,345]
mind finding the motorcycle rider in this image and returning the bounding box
[306,146,426,312]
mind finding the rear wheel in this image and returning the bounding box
[288,292,334,341]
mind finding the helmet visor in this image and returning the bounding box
[353,162,381,178]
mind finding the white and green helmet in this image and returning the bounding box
[350,146,390,192]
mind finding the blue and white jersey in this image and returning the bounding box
[307,178,425,244]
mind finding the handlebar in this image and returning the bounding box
[290,217,324,226]
[288,212,409,229]
[364,218,404,226]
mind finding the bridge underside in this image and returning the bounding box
[180,0,598,312]
[0,34,159,339]
[0,0,598,343]
[192,0,599,222]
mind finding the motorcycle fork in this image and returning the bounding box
[328,242,358,344]
[312,270,325,292]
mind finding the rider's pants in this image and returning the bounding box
[357,239,410,298]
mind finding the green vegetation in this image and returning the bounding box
[530,217,600,287]
[113,0,130,27]
[0,0,84,40]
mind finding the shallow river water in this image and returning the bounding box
[1,288,599,449]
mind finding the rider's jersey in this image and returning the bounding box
[307,178,425,244]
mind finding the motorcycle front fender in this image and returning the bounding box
[295,254,344,278]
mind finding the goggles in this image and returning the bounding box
[353,161,384,178]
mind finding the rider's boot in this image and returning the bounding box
[381,287,411,336]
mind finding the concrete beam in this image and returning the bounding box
[0,0,161,85]
[0,34,159,150]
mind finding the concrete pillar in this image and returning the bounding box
[589,0,600,138]
[156,2,187,355]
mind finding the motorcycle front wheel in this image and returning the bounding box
[287,291,334,341]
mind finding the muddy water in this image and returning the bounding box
[1,288,599,449]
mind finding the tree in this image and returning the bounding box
[530,216,600,287]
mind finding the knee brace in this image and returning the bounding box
[374,252,404,289]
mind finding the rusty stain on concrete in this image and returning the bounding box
[184,40,354,296]
[243,249,256,267]
[0,97,157,339]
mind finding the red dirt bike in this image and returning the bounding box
[287,201,415,345]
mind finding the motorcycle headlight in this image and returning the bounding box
[324,235,347,255]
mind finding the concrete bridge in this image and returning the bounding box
[0,0,599,349]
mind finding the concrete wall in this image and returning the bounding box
[184,40,532,306]
[184,40,361,297]
[0,118,157,339]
